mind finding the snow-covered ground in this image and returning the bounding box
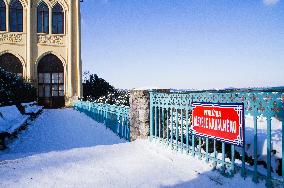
[0,109,266,188]
[21,102,43,114]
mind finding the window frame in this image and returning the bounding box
[37,54,65,98]
[52,3,64,34]
[37,2,49,33]
[38,72,64,98]
[9,0,23,32]
[0,0,6,31]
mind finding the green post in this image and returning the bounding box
[266,117,272,188]
[252,116,259,183]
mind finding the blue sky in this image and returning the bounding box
[81,0,284,89]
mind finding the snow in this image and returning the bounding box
[133,86,161,90]
[0,109,267,187]
[0,109,124,160]
[0,105,29,134]
[94,90,130,106]
[21,102,43,114]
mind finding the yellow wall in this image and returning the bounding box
[0,0,82,104]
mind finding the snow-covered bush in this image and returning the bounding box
[82,72,130,106]
[94,89,130,107]
[0,68,37,107]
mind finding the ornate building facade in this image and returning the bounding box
[0,0,82,108]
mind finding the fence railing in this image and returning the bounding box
[74,101,130,141]
[150,91,284,187]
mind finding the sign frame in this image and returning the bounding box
[191,102,245,147]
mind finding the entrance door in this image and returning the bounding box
[38,54,64,108]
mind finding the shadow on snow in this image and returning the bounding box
[0,108,127,161]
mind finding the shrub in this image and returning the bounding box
[0,68,37,107]
[82,72,129,106]
[83,72,115,100]
[94,89,130,106]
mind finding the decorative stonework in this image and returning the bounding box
[37,34,64,46]
[0,33,23,44]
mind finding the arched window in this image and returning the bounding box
[38,54,65,108]
[37,2,49,33]
[9,0,23,32]
[0,0,6,31]
[0,53,23,77]
[52,3,64,34]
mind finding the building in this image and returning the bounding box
[0,0,82,108]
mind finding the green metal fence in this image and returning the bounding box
[74,101,130,141]
[150,91,284,187]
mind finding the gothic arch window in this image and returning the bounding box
[52,3,64,34]
[9,0,23,32]
[37,1,49,33]
[0,53,23,77]
[0,0,6,31]
[38,54,65,108]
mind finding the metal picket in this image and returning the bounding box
[74,101,130,141]
[149,91,284,187]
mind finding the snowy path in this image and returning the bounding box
[0,109,265,188]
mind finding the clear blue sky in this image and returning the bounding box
[81,0,284,89]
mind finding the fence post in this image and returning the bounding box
[150,92,154,140]
[266,116,272,187]
[129,89,170,141]
[129,89,151,141]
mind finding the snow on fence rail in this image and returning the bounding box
[73,101,130,141]
[150,91,284,187]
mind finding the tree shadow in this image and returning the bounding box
[0,109,127,161]
[159,170,266,188]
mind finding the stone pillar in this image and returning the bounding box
[76,0,83,98]
[6,1,9,32]
[129,89,170,141]
[68,2,73,98]
[48,5,52,34]
[129,89,150,141]
[26,1,32,80]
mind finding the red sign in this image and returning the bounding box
[192,102,244,147]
